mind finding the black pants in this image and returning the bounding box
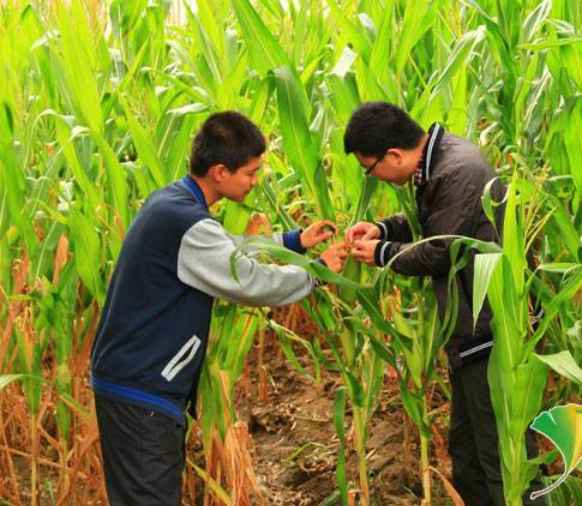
[449,358,544,506]
[95,395,186,506]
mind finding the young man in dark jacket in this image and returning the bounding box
[91,111,347,506]
[343,102,541,506]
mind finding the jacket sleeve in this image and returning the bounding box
[377,214,413,242]
[177,218,314,306]
[377,169,481,277]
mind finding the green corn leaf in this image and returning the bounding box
[222,200,251,236]
[67,206,105,305]
[231,0,291,76]
[395,0,435,74]
[0,142,36,251]
[120,98,166,187]
[337,257,361,304]
[352,173,378,224]
[326,0,373,64]
[534,351,582,386]
[92,131,129,229]
[229,236,362,289]
[333,387,348,506]
[39,110,101,212]
[473,253,502,330]
[502,177,527,291]
[222,311,258,379]
[187,4,222,84]
[424,27,486,102]
[269,320,320,381]
[58,392,92,421]
[357,287,413,351]
[57,0,104,135]
[563,98,582,202]
[344,370,364,408]
[259,176,296,230]
[520,36,582,50]
[369,0,395,76]
[0,374,27,391]
[248,76,274,125]
[531,266,582,349]
[521,0,551,44]
[195,0,226,61]
[15,332,43,415]
[536,263,580,273]
[399,385,431,438]
[273,66,334,220]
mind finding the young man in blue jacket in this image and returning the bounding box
[91,111,347,506]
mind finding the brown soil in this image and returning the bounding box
[229,334,456,506]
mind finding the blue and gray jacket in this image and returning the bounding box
[90,175,315,425]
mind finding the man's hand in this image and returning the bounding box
[300,220,338,248]
[320,243,349,273]
[352,239,380,266]
[344,222,380,247]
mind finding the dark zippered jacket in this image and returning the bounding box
[374,126,505,358]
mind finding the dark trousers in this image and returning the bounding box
[449,358,544,506]
[95,395,186,506]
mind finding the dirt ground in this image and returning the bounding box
[227,334,456,506]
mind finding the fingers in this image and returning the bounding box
[345,222,373,247]
[329,255,347,272]
[318,220,338,236]
[345,227,360,247]
[317,231,333,242]
[352,250,370,264]
[344,228,354,246]
[351,241,367,262]
[329,243,348,259]
[309,220,337,237]
[328,261,342,273]
[361,226,379,241]
[351,240,377,266]
[302,220,338,248]
[321,242,349,272]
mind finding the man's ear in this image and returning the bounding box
[208,163,229,182]
[386,148,404,165]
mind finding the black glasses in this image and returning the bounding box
[364,154,384,175]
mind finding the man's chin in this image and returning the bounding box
[225,190,251,203]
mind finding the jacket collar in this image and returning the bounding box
[416,122,445,186]
[181,175,208,210]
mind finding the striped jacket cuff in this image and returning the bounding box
[282,229,307,254]
[376,222,389,241]
[374,240,394,267]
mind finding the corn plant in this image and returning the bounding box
[2,0,582,505]
[471,175,582,505]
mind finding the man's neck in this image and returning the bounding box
[190,175,220,207]
[416,133,430,164]
[407,133,429,180]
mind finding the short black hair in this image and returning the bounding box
[189,111,266,176]
[343,102,425,157]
